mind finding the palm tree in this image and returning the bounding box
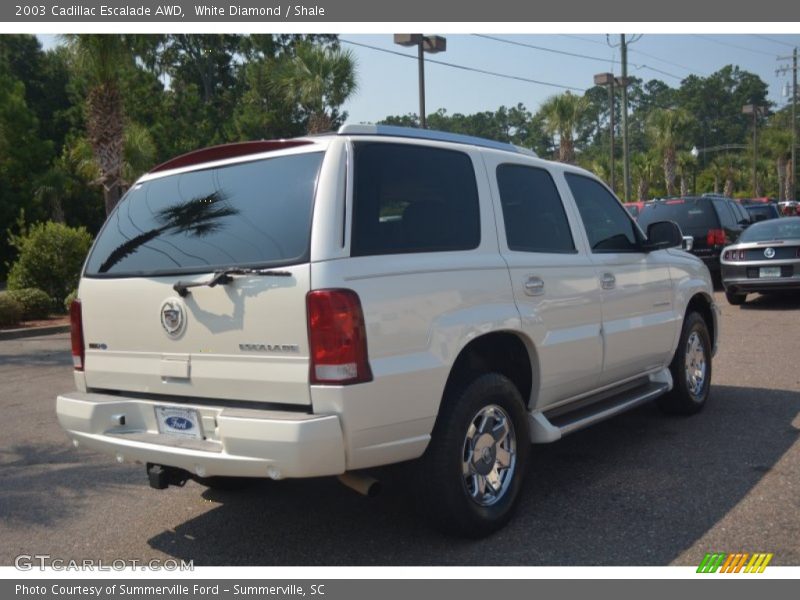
[676,151,696,197]
[707,157,728,195]
[718,153,743,198]
[272,42,357,134]
[64,123,156,194]
[632,152,657,200]
[647,108,691,197]
[539,92,588,164]
[64,35,133,215]
[761,126,792,201]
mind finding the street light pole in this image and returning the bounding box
[793,48,797,200]
[417,40,426,129]
[394,34,447,129]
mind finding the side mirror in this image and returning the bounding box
[644,220,683,251]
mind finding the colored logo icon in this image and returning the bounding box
[697,552,773,573]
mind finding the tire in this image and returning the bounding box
[658,312,712,415]
[725,290,747,305]
[418,373,530,537]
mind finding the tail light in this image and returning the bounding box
[307,289,372,385]
[707,229,726,246]
[69,299,85,371]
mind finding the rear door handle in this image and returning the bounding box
[524,276,545,296]
[601,273,616,290]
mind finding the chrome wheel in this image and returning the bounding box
[462,404,517,507]
[684,331,707,398]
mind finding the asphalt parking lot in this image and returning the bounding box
[1,291,798,566]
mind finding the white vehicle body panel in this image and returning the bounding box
[57,128,719,480]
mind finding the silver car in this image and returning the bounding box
[721,217,800,305]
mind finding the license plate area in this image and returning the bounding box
[759,267,781,278]
[155,406,203,439]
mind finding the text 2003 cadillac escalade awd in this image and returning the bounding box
[57,125,718,536]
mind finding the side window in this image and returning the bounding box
[713,199,736,229]
[496,164,575,253]
[565,173,641,252]
[732,201,750,224]
[351,143,480,256]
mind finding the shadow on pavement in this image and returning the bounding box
[739,293,800,311]
[145,384,800,566]
[0,348,72,368]
[0,443,139,527]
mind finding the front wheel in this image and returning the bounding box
[658,311,712,415]
[418,373,530,537]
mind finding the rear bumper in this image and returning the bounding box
[722,276,800,293]
[56,392,346,479]
[722,264,800,293]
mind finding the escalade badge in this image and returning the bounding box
[764,247,775,258]
[160,298,186,337]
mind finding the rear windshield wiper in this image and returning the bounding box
[173,267,292,297]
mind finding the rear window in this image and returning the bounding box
[739,218,800,242]
[638,200,718,232]
[84,152,323,277]
[350,143,480,256]
[746,204,779,222]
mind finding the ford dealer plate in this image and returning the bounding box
[155,406,202,439]
[759,267,781,278]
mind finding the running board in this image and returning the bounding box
[528,379,671,443]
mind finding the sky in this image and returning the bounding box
[38,33,800,128]
[338,34,800,124]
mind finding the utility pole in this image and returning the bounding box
[594,72,617,193]
[620,34,631,202]
[777,48,797,201]
[608,34,641,201]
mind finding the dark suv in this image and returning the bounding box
[743,202,781,223]
[638,196,750,275]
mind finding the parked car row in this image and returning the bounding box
[636,195,750,278]
[720,217,800,305]
[629,194,798,305]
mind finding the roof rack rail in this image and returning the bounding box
[338,124,538,158]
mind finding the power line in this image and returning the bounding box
[473,34,613,64]
[751,34,798,49]
[340,38,586,92]
[475,34,683,80]
[558,34,607,46]
[696,35,777,57]
[628,48,699,75]
[630,63,684,80]
[560,33,704,77]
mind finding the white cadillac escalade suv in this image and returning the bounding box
[58,125,718,536]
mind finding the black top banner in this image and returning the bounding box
[4,0,800,22]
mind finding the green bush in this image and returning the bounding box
[7,222,92,310]
[64,289,78,313]
[0,293,23,328]
[8,287,53,320]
